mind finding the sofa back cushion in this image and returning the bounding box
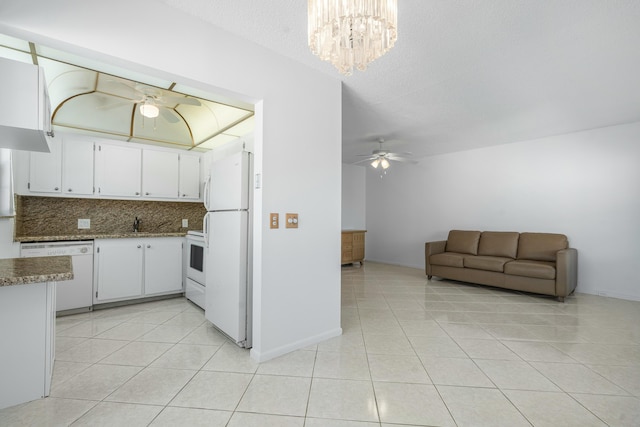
[478,232,520,259]
[517,233,568,261]
[446,230,481,255]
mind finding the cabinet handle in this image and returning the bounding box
[68,188,72,192]
[54,187,59,191]
[145,192,150,195]
[135,192,140,195]
[137,245,142,248]
[147,245,151,248]
[182,194,186,197]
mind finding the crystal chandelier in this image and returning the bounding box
[308,0,398,76]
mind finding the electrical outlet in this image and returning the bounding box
[285,213,298,229]
[78,218,90,229]
[182,219,189,228]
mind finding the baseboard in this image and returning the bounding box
[362,257,423,270]
[593,289,640,302]
[250,327,342,363]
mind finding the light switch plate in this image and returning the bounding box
[78,218,90,229]
[182,219,188,228]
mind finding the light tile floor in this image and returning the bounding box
[1,262,640,426]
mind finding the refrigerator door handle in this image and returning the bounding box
[203,174,211,211]
[203,212,210,248]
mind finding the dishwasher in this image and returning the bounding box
[21,241,94,315]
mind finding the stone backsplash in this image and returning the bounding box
[15,195,206,238]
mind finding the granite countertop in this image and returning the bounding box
[0,256,73,287]
[14,232,187,243]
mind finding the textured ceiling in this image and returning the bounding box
[162,0,640,164]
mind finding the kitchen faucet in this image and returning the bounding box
[133,217,141,233]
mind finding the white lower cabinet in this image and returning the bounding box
[144,238,184,295]
[94,239,144,302]
[0,281,56,410]
[94,237,183,304]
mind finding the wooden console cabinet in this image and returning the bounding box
[342,230,366,265]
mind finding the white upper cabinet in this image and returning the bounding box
[63,137,94,195]
[19,133,202,201]
[0,57,53,153]
[142,150,179,199]
[179,153,201,200]
[95,144,142,198]
[29,136,62,193]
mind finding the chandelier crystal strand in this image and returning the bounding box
[308,0,397,76]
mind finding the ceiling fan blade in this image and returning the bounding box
[161,95,201,106]
[159,108,180,123]
[103,79,146,100]
[352,157,376,165]
[387,156,418,163]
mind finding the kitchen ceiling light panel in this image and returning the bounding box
[197,134,239,150]
[0,46,31,63]
[36,45,174,90]
[224,115,255,137]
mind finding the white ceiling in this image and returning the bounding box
[162,0,640,164]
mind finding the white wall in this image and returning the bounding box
[366,122,640,301]
[341,164,366,229]
[0,0,342,361]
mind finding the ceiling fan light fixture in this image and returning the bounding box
[308,0,398,76]
[139,103,159,118]
[371,158,381,168]
[381,158,390,169]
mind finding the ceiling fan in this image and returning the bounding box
[354,138,417,169]
[101,80,202,123]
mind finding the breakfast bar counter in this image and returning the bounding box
[0,256,73,286]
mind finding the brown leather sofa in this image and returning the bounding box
[425,230,578,301]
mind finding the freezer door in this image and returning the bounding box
[205,211,248,344]
[207,151,250,211]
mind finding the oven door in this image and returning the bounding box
[186,237,205,285]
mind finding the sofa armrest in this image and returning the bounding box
[425,240,447,277]
[556,248,578,298]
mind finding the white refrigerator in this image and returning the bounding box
[203,151,252,348]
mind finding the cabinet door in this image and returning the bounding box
[142,150,179,198]
[95,240,143,302]
[178,154,201,199]
[352,232,365,262]
[144,237,183,295]
[29,136,62,193]
[95,144,142,197]
[63,138,94,195]
[341,232,353,264]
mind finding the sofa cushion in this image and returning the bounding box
[430,252,465,268]
[446,230,481,255]
[517,233,568,261]
[504,260,556,280]
[464,255,512,272]
[478,232,519,259]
